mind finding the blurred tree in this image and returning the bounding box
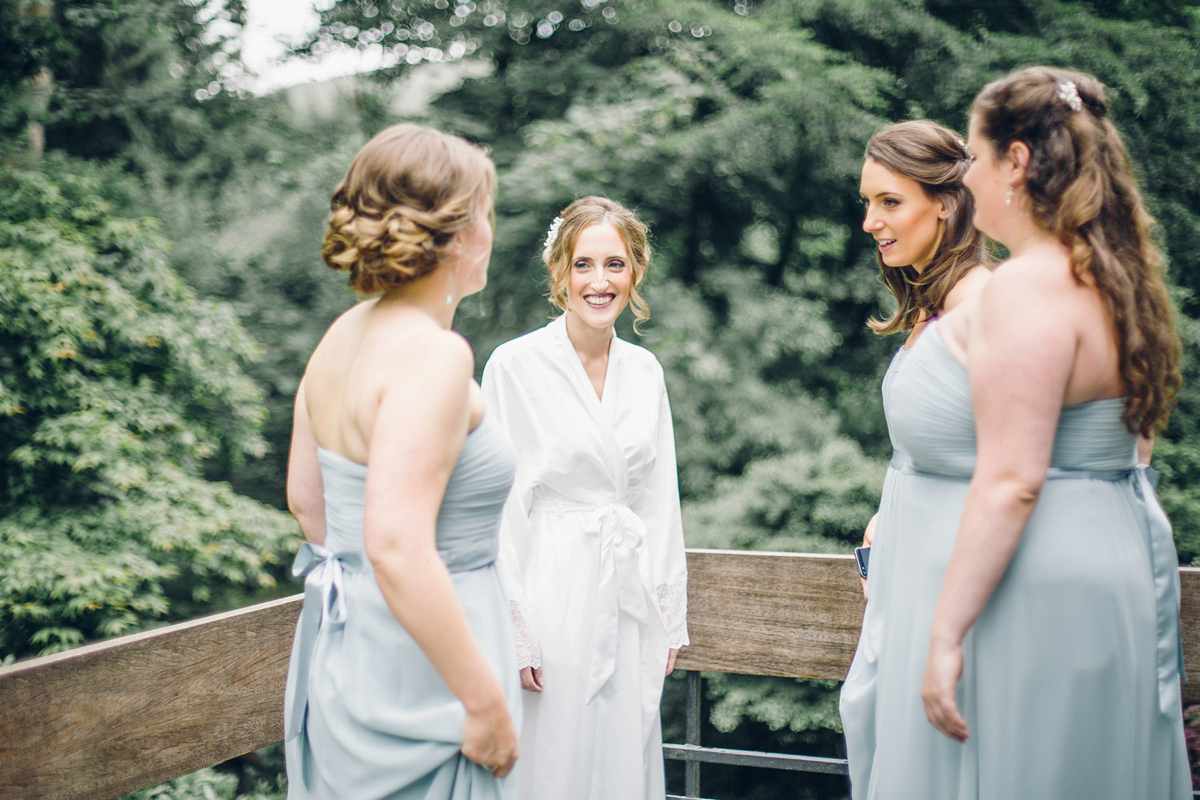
[19,0,250,162]
[0,158,297,659]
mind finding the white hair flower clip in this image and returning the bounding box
[541,215,564,260]
[1056,80,1083,113]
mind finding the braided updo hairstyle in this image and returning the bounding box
[322,124,496,294]
[543,196,652,332]
[865,120,989,335]
[972,66,1181,436]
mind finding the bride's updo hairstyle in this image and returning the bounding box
[973,66,1180,436]
[542,196,652,332]
[322,124,496,294]
[866,120,988,335]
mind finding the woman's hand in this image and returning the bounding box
[860,513,878,600]
[665,647,679,676]
[921,635,969,743]
[519,665,543,692]
[462,696,520,777]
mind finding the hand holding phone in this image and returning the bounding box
[854,546,870,580]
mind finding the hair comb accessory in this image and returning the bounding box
[954,136,972,161]
[541,216,564,260]
[1056,80,1083,112]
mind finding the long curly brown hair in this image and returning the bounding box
[865,120,990,335]
[321,124,496,294]
[973,66,1181,436]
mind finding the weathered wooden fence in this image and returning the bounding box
[1,550,1197,799]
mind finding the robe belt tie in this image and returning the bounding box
[285,542,364,743]
[889,454,1185,715]
[529,496,654,702]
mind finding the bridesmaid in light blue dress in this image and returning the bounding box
[283,124,520,799]
[843,119,991,588]
[843,67,1190,799]
[839,118,990,791]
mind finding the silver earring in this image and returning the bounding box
[445,258,459,306]
[1005,187,1014,206]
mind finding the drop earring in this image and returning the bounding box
[445,258,459,306]
[1005,187,1014,206]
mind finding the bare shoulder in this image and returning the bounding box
[308,298,373,361]
[980,251,1076,309]
[387,326,475,378]
[943,265,993,312]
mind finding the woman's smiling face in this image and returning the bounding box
[860,157,949,273]
[566,221,633,333]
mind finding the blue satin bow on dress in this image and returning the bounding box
[285,542,363,743]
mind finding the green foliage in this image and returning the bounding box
[46,0,249,157]
[125,769,241,800]
[685,440,884,552]
[123,765,285,800]
[3,0,1200,794]
[0,158,297,658]
[706,673,843,735]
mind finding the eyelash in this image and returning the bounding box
[574,260,626,270]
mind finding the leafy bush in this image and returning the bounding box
[0,159,297,658]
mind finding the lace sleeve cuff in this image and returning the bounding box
[510,600,541,670]
[657,575,690,649]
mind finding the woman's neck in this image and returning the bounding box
[1005,226,1061,260]
[564,312,613,361]
[998,207,1060,259]
[376,269,459,328]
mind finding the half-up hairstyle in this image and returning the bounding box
[973,66,1181,436]
[322,124,496,294]
[543,196,652,333]
[865,120,990,334]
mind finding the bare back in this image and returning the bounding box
[304,299,485,466]
[937,245,1124,407]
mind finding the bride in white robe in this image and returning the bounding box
[482,197,689,800]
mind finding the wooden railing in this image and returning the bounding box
[2,550,1198,800]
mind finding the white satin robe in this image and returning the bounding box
[481,315,690,800]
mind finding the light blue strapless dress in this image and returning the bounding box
[839,321,1191,799]
[284,416,521,799]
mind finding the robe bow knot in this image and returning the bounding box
[529,494,657,702]
[587,501,655,701]
[285,542,363,743]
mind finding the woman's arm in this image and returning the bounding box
[481,356,544,691]
[1137,435,1154,465]
[363,331,517,774]
[286,378,326,545]
[921,260,1075,742]
[633,365,689,673]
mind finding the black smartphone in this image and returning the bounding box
[854,546,870,580]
